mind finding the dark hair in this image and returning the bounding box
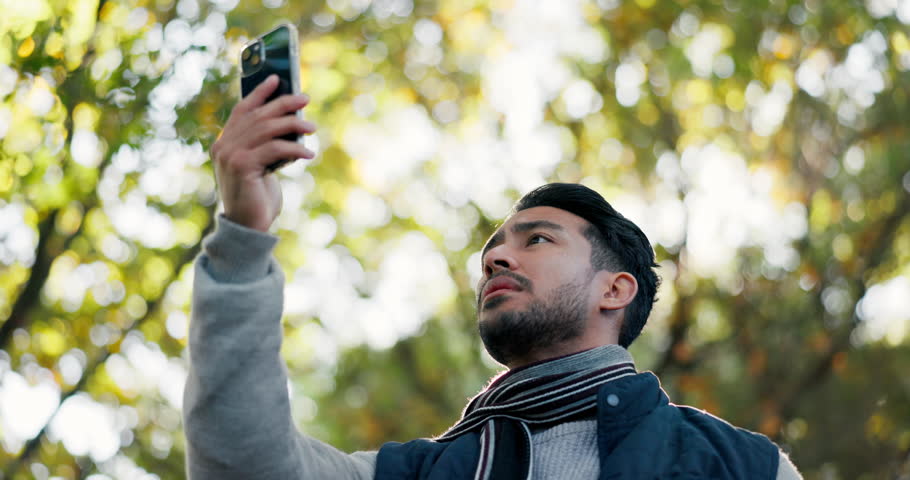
[513,183,660,348]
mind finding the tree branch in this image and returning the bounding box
[1,212,214,477]
[652,292,692,377]
[0,210,60,350]
[772,192,909,432]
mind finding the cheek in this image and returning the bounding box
[539,251,586,274]
[539,263,595,299]
[528,260,579,289]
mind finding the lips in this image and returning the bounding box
[481,276,522,300]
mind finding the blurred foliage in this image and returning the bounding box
[1,0,909,479]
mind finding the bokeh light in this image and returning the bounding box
[1,0,909,477]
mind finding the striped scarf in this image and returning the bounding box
[437,345,636,480]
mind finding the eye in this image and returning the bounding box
[527,234,550,245]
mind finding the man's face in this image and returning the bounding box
[476,206,601,366]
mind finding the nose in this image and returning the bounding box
[482,244,517,278]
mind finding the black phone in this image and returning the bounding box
[240,23,303,171]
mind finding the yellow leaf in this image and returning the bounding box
[684,79,712,105]
[636,102,659,126]
[38,329,66,356]
[767,63,793,85]
[65,0,100,47]
[72,102,100,130]
[893,32,910,54]
[57,202,85,236]
[832,234,853,262]
[17,37,35,57]
[305,68,345,100]
[0,162,13,193]
[301,37,342,67]
[13,153,31,176]
[44,32,65,59]
[772,33,796,60]
[0,0,53,38]
[725,88,745,112]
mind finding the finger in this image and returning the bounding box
[251,139,315,167]
[246,117,317,145]
[229,115,314,154]
[256,93,310,119]
[234,75,280,114]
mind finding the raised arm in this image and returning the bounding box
[182,78,376,479]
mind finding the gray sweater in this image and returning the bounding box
[183,215,802,479]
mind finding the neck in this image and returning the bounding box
[506,311,623,369]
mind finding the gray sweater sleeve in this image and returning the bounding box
[777,450,802,480]
[183,215,377,480]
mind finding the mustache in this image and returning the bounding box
[476,271,533,305]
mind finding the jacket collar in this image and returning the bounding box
[597,372,669,426]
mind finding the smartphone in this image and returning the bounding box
[240,23,303,171]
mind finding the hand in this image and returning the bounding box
[210,75,316,232]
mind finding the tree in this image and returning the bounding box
[1,0,908,478]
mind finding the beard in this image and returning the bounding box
[477,277,590,366]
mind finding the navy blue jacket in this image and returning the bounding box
[375,372,779,479]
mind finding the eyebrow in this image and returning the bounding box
[481,220,566,260]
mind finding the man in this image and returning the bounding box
[183,76,802,479]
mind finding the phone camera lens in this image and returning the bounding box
[251,53,260,65]
[242,49,251,60]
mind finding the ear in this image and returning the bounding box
[597,271,638,312]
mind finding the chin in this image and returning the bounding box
[481,293,519,312]
[479,306,522,329]
[478,309,495,323]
